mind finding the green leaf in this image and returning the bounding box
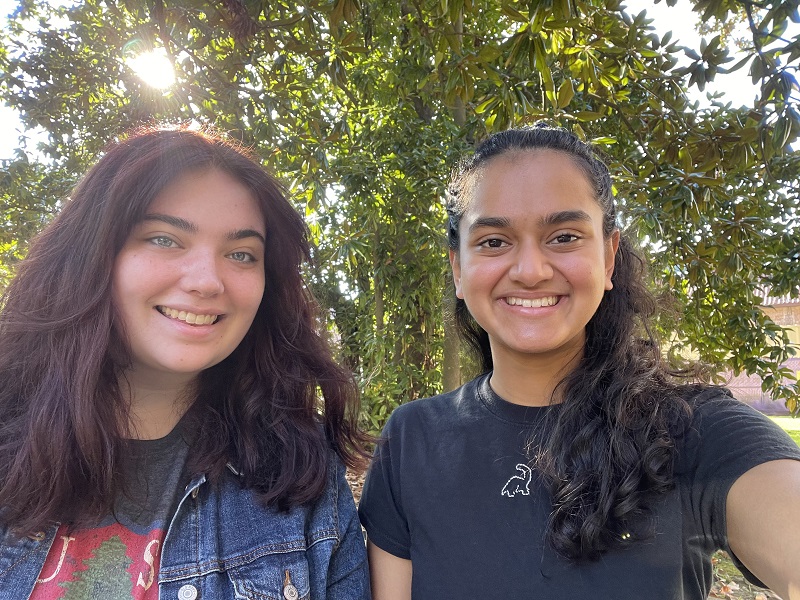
[556,78,574,108]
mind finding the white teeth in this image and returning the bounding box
[505,296,558,308]
[158,306,218,325]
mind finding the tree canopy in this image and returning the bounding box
[1,0,799,425]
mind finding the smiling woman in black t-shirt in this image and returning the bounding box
[359,124,800,600]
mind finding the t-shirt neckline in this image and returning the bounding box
[475,373,556,425]
[126,406,195,458]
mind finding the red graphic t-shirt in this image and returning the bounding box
[31,522,165,599]
[30,419,191,599]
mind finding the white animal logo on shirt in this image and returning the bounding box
[501,463,532,497]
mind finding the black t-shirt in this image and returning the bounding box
[31,417,192,598]
[358,374,800,600]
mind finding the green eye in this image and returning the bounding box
[150,236,176,248]
[229,251,256,263]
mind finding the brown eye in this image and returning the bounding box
[552,233,579,244]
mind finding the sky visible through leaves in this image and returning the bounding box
[0,0,778,160]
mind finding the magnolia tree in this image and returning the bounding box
[1,0,798,429]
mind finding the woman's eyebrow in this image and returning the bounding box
[539,210,592,227]
[144,213,196,232]
[468,216,511,233]
[227,229,266,244]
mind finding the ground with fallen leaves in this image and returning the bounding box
[710,552,783,600]
[345,469,365,505]
[347,470,783,600]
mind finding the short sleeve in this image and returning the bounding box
[681,391,800,581]
[358,408,412,559]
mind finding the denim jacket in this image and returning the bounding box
[0,456,371,600]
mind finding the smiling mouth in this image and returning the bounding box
[505,296,559,308]
[157,306,220,325]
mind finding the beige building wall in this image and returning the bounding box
[727,296,799,415]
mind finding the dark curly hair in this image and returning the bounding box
[0,126,369,535]
[447,124,699,560]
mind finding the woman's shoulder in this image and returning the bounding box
[675,385,800,476]
[685,385,786,434]
[213,449,350,530]
[683,384,737,409]
[383,376,485,430]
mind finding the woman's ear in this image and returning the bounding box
[604,230,620,291]
[449,249,464,299]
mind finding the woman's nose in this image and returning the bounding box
[180,251,225,297]
[508,244,553,285]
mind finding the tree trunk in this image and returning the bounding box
[442,7,466,392]
[442,300,461,391]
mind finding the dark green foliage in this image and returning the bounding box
[1,0,798,427]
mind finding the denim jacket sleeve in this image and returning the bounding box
[326,459,372,600]
[158,453,371,600]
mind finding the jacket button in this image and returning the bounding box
[177,584,198,599]
[283,569,299,600]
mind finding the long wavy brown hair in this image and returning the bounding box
[0,126,369,535]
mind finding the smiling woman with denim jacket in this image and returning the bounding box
[0,127,371,599]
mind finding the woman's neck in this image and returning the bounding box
[119,371,198,440]
[489,347,582,407]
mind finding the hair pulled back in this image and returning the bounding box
[0,126,368,535]
[447,124,697,560]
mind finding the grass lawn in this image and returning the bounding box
[770,416,800,446]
